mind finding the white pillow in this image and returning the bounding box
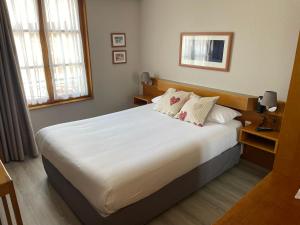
[155,89,191,116]
[151,95,162,103]
[207,104,242,124]
[175,95,219,126]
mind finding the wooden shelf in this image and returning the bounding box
[241,124,279,141]
[241,137,275,153]
[239,124,279,154]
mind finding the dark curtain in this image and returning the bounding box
[0,0,39,162]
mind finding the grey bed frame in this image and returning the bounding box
[42,144,241,225]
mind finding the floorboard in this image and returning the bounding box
[1,158,268,225]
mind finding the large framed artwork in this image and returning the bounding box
[179,32,233,72]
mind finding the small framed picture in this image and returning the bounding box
[112,50,127,64]
[111,33,126,47]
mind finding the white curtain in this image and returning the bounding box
[6,0,49,105]
[43,0,88,100]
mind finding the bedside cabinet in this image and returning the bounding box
[239,123,280,169]
[133,95,152,106]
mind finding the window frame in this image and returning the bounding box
[28,0,93,110]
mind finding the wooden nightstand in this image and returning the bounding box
[240,123,279,154]
[239,123,280,169]
[133,95,152,106]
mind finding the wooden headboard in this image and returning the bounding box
[143,78,257,111]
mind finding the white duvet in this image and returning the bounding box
[36,104,241,216]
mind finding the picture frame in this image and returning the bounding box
[111,33,126,47]
[179,32,233,72]
[112,50,127,64]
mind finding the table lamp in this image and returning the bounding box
[256,91,278,131]
[261,91,277,112]
[141,72,152,85]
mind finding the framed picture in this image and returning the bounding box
[111,33,126,47]
[112,50,127,64]
[179,32,233,72]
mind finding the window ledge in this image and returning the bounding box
[29,95,93,111]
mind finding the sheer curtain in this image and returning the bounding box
[6,0,49,105]
[43,0,88,100]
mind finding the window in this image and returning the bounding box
[6,0,92,108]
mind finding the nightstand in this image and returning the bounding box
[133,95,152,106]
[240,123,279,154]
[239,123,280,169]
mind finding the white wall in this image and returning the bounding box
[30,0,300,131]
[140,0,300,101]
[30,0,140,132]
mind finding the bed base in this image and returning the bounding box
[42,144,241,225]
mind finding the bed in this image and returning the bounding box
[38,79,257,225]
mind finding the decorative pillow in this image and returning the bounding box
[151,95,162,103]
[153,88,176,110]
[155,89,191,116]
[207,104,242,124]
[175,96,219,126]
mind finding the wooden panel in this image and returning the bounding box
[144,78,257,111]
[0,161,11,185]
[78,0,93,98]
[214,32,300,225]
[143,84,164,98]
[29,96,93,110]
[242,145,275,170]
[274,34,300,179]
[133,96,152,106]
[214,173,300,225]
[36,0,54,101]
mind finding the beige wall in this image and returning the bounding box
[140,0,300,101]
[30,0,300,131]
[30,0,140,132]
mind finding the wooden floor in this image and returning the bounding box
[1,157,268,225]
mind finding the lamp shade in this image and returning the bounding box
[141,72,152,85]
[261,91,277,107]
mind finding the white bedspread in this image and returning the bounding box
[36,104,241,216]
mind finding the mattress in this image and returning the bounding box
[36,104,241,216]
